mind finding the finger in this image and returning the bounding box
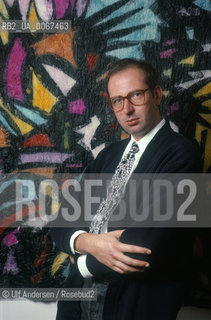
[69,256,75,264]
[112,266,125,274]
[117,252,150,268]
[118,243,152,255]
[113,261,147,274]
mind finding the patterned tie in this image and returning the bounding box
[89,142,139,234]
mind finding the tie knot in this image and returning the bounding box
[130,142,139,154]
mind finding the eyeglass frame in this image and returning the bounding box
[107,88,150,112]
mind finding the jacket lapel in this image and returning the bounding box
[134,122,171,173]
[103,138,130,173]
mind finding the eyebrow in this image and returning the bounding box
[110,89,146,99]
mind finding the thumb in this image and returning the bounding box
[111,229,125,239]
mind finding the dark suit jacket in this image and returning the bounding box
[51,122,200,320]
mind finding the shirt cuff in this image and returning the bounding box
[77,255,93,278]
[70,230,87,255]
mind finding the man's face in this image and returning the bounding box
[107,67,162,140]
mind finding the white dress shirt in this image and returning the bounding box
[71,119,165,278]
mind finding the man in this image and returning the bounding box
[51,59,200,319]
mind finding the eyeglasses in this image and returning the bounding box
[107,88,150,112]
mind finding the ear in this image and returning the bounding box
[153,85,162,106]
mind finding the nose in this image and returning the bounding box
[123,97,134,114]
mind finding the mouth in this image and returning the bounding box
[126,118,139,126]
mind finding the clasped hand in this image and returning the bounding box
[73,230,151,274]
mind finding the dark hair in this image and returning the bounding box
[106,58,159,95]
